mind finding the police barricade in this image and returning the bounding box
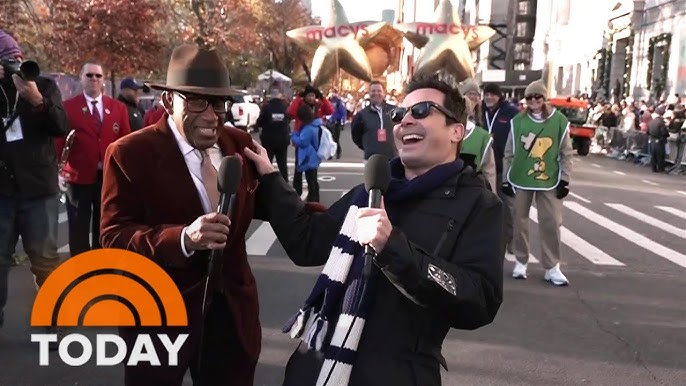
[665,135,681,165]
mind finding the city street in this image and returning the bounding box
[1,130,685,385]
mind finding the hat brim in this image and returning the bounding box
[148,83,241,99]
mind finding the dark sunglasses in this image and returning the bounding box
[525,94,544,101]
[389,101,458,124]
[177,92,230,114]
[85,73,103,79]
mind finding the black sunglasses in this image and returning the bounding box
[389,101,458,123]
[85,73,103,79]
[525,94,544,101]
[177,92,230,114]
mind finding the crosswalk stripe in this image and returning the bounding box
[529,207,624,266]
[613,170,626,176]
[641,179,659,186]
[606,203,685,239]
[564,201,686,268]
[568,192,590,203]
[246,222,277,256]
[656,206,686,220]
[504,252,539,263]
[678,191,686,197]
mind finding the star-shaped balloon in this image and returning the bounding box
[287,0,403,86]
[395,0,495,82]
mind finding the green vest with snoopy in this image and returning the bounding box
[507,109,569,190]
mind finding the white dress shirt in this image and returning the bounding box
[83,92,104,121]
[168,116,223,256]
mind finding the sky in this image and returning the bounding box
[311,0,398,23]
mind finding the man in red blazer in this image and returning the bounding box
[101,44,267,386]
[56,63,131,256]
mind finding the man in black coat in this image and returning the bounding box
[117,77,146,131]
[0,29,70,327]
[481,83,519,253]
[245,75,504,386]
[648,108,669,172]
[351,80,398,160]
[257,90,291,181]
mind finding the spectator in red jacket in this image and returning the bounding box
[286,84,333,195]
[143,95,165,126]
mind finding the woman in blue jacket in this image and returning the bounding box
[291,105,322,202]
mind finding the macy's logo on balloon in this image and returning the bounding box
[415,22,480,39]
[306,24,369,41]
[30,249,189,367]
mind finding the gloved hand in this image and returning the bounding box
[556,180,569,199]
[58,175,68,193]
[501,181,515,197]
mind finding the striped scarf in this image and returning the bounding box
[282,157,464,386]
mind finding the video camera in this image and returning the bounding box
[0,58,40,81]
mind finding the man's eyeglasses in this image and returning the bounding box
[525,94,544,101]
[85,73,103,79]
[177,92,230,114]
[389,101,458,124]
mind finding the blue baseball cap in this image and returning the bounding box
[120,77,144,90]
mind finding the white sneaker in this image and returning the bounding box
[512,261,527,279]
[544,264,569,286]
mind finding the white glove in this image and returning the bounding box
[58,175,68,193]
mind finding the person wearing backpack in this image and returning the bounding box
[291,105,322,202]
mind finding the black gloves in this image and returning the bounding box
[556,180,569,199]
[501,182,515,197]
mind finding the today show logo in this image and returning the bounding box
[30,249,189,367]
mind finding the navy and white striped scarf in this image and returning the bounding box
[282,157,464,386]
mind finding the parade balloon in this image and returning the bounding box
[395,0,495,82]
[286,0,404,86]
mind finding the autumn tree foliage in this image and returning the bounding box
[45,0,169,84]
[0,0,52,65]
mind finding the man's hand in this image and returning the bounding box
[556,180,569,199]
[355,200,392,254]
[12,74,43,106]
[184,213,231,251]
[243,139,275,176]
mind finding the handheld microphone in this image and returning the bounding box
[362,154,391,280]
[207,155,242,272]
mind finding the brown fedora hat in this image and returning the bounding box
[149,44,239,98]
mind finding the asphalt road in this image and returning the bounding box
[1,128,685,385]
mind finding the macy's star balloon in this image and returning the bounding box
[396,0,495,82]
[287,0,403,86]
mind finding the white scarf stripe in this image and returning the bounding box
[338,205,360,241]
[320,247,355,283]
[316,360,353,386]
[328,313,366,350]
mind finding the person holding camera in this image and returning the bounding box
[0,29,70,327]
[286,85,333,196]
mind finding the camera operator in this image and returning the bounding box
[0,29,70,327]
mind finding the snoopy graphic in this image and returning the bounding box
[520,132,553,180]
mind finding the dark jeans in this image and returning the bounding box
[304,169,319,202]
[263,142,289,181]
[331,122,343,158]
[65,171,102,256]
[650,139,666,172]
[293,148,304,195]
[495,173,514,248]
[0,193,60,324]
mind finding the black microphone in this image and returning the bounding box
[362,154,391,280]
[208,155,242,271]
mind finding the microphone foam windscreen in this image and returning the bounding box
[217,155,242,194]
[364,154,391,193]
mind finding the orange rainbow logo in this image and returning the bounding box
[31,249,187,327]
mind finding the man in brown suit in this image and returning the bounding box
[100,44,263,385]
